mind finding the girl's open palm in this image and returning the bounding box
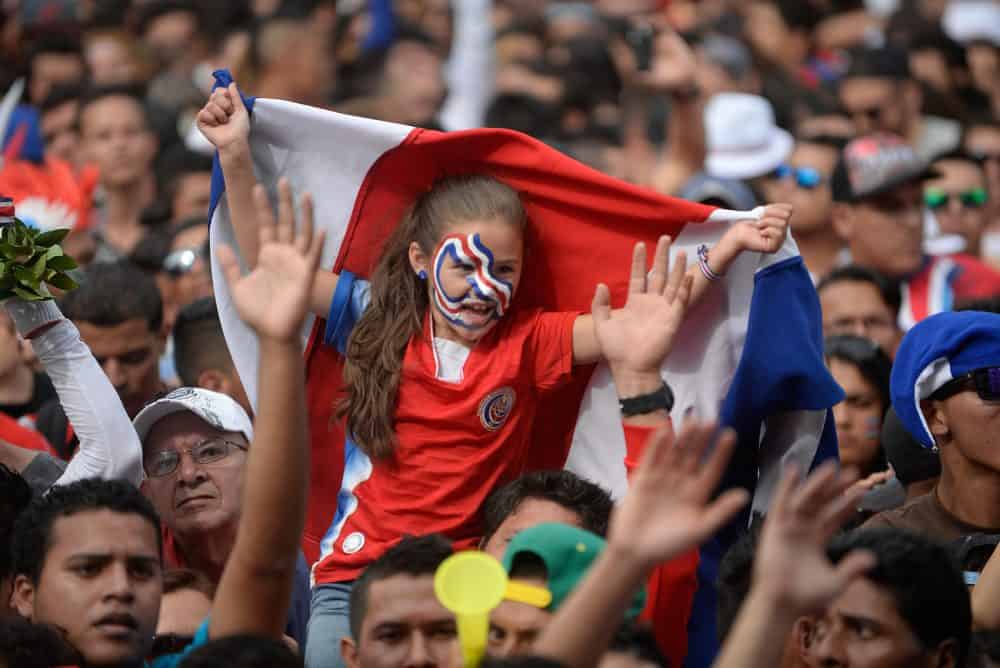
[592,236,692,375]
[217,181,324,342]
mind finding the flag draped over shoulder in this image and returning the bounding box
[207,70,842,666]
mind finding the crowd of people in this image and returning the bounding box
[0,0,999,667]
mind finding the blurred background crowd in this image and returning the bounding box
[0,1,999,667]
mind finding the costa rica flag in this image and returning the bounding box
[206,70,842,666]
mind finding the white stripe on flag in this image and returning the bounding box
[210,99,412,408]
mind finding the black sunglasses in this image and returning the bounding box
[932,367,1000,402]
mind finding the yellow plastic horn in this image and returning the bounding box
[434,551,509,668]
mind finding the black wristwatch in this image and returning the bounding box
[619,382,675,417]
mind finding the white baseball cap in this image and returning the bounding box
[133,387,254,444]
[704,93,794,180]
[942,1,1000,46]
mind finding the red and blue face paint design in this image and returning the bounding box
[432,232,513,330]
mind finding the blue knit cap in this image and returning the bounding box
[890,311,1000,448]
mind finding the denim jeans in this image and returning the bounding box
[304,582,354,668]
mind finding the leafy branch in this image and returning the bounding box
[0,218,78,301]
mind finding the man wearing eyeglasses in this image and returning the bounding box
[865,311,1000,542]
[926,153,991,258]
[133,387,311,646]
[830,133,1000,331]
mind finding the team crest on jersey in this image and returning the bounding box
[479,387,516,431]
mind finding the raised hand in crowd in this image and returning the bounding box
[200,83,338,316]
[209,174,322,640]
[532,421,749,668]
[712,463,875,668]
[197,82,251,154]
[217,182,322,342]
[587,234,691,380]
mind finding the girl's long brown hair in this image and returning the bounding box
[339,175,527,460]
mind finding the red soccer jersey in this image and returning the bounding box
[312,307,578,584]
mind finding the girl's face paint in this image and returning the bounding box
[431,232,514,333]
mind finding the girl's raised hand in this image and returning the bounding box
[592,235,692,377]
[196,82,251,153]
[725,203,793,255]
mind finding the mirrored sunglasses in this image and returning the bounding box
[771,163,824,189]
[924,187,988,211]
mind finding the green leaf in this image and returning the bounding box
[13,266,39,289]
[47,255,77,272]
[46,272,78,291]
[30,253,46,279]
[34,228,70,247]
[0,274,14,291]
[0,244,17,260]
[12,287,43,301]
[44,245,64,260]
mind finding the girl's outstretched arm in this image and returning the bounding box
[198,84,338,318]
[572,204,792,366]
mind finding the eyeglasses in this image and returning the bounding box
[150,633,194,658]
[163,240,209,276]
[924,187,988,211]
[144,439,248,478]
[770,163,824,189]
[931,367,1000,403]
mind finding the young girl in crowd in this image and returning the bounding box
[198,83,793,667]
[825,334,893,477]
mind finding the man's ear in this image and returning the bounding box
[831,203,854,243]
[922,399,950,443]
[341,636,361,668]
[11,574,36,620]
[196,369,229,395]
[930,637,957,668]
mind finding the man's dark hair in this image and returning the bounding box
[610,621,669,667]
[60,260,163,333]
[843,45,912,82]
[178,634,302,668]
[348,534,453,640]
[174,297,236,387]
[0,618,79,668]
[163,567,216,598]
[77,84,151,133]
[828,528,971,667]
[971,630,1000,664]
[481,470,614,545]
[39,82,82,114]
[129,226,174,276]
[27,30,82,62]
[957,296,1000,314]
[0,464,33,579]
[716,523,762,643]
[11,478,162,583]
[157,145,213,205]
[817,264,903,316]
[135,0,200,37]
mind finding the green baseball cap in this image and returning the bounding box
[500,522,647,618]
